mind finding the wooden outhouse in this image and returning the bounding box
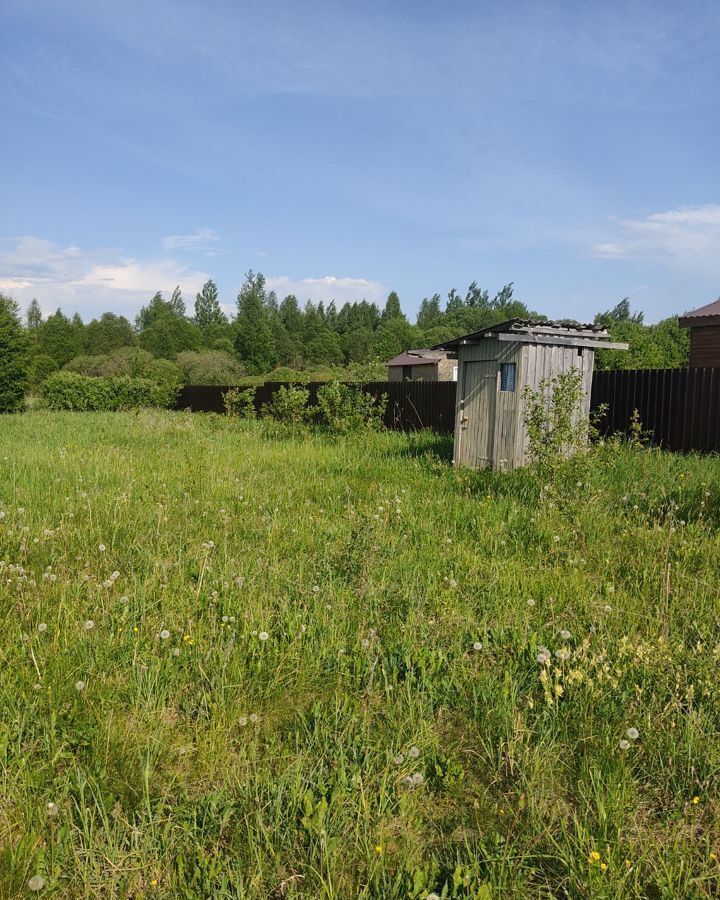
[433,319,627,470]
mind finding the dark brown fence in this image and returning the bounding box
[591,367,720,452]
[179,370,720,451]
[176,381,458,433]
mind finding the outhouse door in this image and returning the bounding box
[455,359,497,467]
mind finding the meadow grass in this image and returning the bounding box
[2,410,720,898]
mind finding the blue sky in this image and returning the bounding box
[1,0,719,324]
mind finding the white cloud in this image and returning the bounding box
[265,275,388,305]
[590,205,720,273]
[0,235,209,318]
[161,228,221,253]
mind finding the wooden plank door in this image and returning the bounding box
[455,359,497,467]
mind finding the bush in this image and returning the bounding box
[42,372,179,411]
[315,381,387,432]
[223,387,256,418]
[260,385,310,424]
[0,293,28,412]
[522,368,588,477]
[176,350,246,386]
[28,354,59,391]
[64,348,182,405]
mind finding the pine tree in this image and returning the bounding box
[26,298,42,329]
[194,279,227,329]
[234,271,277,374]
[381,291,404,321]
[0,294,28,412]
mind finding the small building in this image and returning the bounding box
[386,349,457,382]
[679,300,720,367]
[433,319,627,470]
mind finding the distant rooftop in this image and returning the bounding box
[386,349,446,367]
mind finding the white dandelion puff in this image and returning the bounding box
[472,641,483,651]
[393,753,404,765]
[159,629,170,640]
[555,647,571,661]
[249,713,259,723]
[258,631,269,641]
[559,629,572,640]
[238,716,248,726]
[526,598,536,607]
[102,579,113,588]
[98,544,106,552]
[626,727,639,741]
[619,739,630,750]
[75,680,86,692]
[411,772,424,785]
[83,620,94,631]
[28,875,45,891]
[46,801,58,818]
[38,623,48,633]
[172,647,181,657]
[408,746,420,759]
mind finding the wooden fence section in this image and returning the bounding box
[176,381,458,433]
[590,367,720,452]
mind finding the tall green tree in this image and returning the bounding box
[26,298,42,329]
[84,313,136,355]
[194,279,227,329]
[34,309,83,366]
[0,294,28,411]
[234,271,277,374]
[381,291,404,322]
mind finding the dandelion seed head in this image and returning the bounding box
[258,631,269,641]
[83,620,94,631]
[102,579,113,588]
[626,727,639,740]
[46,802,58,817]
[472,641,483,651]
[98,544,106,552]
[172,647,181,657]
[75,680,86,692]
[38,623,47,633]
[408,746,420,759]
[249,713,258,723]
[526,598,536,607]
[411,772,424,785]
[393,754,404,765]
[560,629,572,640]
[159,629,170,640]
[28,875,45,892]
[619,739,630,750]
[238,716,248,726]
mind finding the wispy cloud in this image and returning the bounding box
[590,205,720,272]
[0,236,209,317]
[265,275,388,305]
[161,228,222,254]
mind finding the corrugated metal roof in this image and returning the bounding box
[678,299,720,327]
[431,318,608,350]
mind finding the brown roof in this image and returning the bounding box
[678,299,720,328]
[386,351,442,367]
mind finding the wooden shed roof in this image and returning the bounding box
[678,299,720,328]
[386,350,444,367]
[431,318,628,352]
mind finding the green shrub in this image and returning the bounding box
[42,372,178,411]
[28,354,59,391]
[260,384,310,424]
[315,381,387,432]
[223,386,256,418]
[176,350,246,386]
[522,368,588,479]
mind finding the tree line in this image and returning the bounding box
[0,273,695,411]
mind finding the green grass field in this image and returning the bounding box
[2,411,720,898]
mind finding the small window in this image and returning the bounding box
[499,362,516,392]
[402,366,412,381]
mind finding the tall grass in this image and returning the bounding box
[1,411,720,897]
